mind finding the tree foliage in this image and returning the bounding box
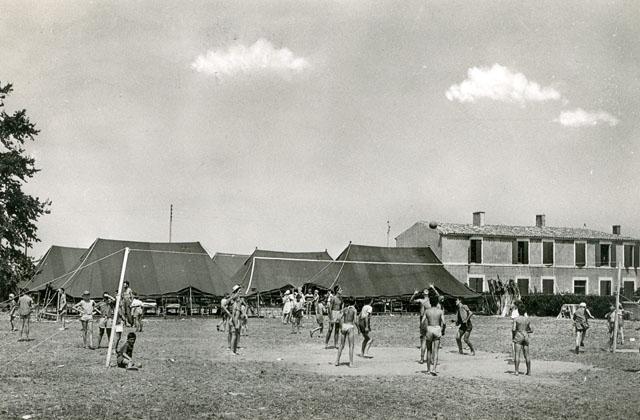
[0,82,50,296]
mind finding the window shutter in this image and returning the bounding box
[595,243,601,267]
[468,242,472,264]
[512,240,518,264]
[523,241,529,264]
[634,243,639,269]
[611,244,617,267]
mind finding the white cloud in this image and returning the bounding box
[191,39,310,80]
[554,108,619,127]
[445,64,561,105]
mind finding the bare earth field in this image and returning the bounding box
[1,314,640,419]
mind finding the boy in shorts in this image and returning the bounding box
[96,293,114,348]
[455,298,475,356]
[325,286,344,349]
[512,301,532,376]
[8,293,17,332]
[310,293,325,338]
[358,299,374,358]
[73,291,98,349]
[17,292,34,341]
[117,332,140,370]
[335,297,358,367]
[291,293,305,334]
[423,294,445,375]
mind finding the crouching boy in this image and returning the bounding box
[117,332,141,370]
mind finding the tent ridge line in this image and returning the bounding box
[253,256,444,266]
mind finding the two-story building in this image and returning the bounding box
[395,212,640,297]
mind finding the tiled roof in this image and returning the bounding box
[418,221,638,241]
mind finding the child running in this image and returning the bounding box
[357,299,374,358]
[335,298,358,367]
[73,290,99,349]
[512,301,533,376]
[455,298,475,356]
[572,302,593,354]
[117,332,141,370]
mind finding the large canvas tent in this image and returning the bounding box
[313,244,479,298]
[212,252,250,277]
[38,238,228,298]
[21,245,87,292]
[229,249,334,295]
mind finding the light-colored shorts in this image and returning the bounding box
[331,311,340,323]
[97,317,107,329]
[341,323,355,333]
[115,324,124,333]
[425,325,442,341]
[80,314,93,322]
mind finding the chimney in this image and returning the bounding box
[612,225,621,235]
[472,211,485,227]
[536,214,546,228]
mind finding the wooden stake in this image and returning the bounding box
[613,261,622,352]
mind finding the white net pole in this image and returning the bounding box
[106,247,130,367]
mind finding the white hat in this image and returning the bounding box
[579,302,586,307]
[9,293,15,299]
[284,290,290,295]
[232,285,241,293]
[83,290,90,296]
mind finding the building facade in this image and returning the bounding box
[395,212,640,297]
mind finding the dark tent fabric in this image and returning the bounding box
[212,252,250,277]
[312,244,479,298]
[229,249,334,295]
[21,245,86,291]
[44,238,228,298]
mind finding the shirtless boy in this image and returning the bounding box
[423,294,445,375]
[512,301,532,375]
[358,299,374,358]
[325,286,344,349]
[335,298,358,367]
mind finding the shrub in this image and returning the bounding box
[521,294,616,318]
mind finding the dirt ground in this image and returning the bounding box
[1,313,639,419]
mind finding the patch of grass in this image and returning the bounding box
[0,315,639,419]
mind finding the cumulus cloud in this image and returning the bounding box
[554,108,619,127]
[191,38,310,80]
[445,64,561,105]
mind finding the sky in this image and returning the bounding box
[1,0,639,260]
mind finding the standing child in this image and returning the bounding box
[17,292,34,341]
[73,291,98,349]
[8,293,17,332]
[117,332,140,370]
[96,293,114,348]
[291,294,305,334]
[57,288,67,331]
[310,293,325,338]
[130,294,144,332]
[512,301,533,376]
[455,298,475,356]
[358,299,374,358]
[335,297,358,367]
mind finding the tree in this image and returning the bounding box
[0,81,50,297]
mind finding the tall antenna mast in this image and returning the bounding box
[169,204,173,242]
[386,220,391,247]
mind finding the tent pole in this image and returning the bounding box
[257,292,261,318]
[106,247,130,368]
[189,287,193,316]
[613,261,622,352]
[246,257,257,294]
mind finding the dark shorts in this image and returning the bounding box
[459,323,472,335]
[513,331,529,346]
[358,319,368,335]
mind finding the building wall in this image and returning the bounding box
[395,222,442,259]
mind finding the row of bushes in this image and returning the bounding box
[520,294,618,318]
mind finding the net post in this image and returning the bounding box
[613,261,622,353]
[106,247,130,368]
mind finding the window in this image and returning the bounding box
[542,241,554,265]
[469,238,482,264]
[517,278,530,296]
[573,279,587,295]
[599,279,612,296]
[542,278,554,294]
[468,277,484,293]
[513,240,529,264]
[597,243,611,267]
[623,280,636,299]
[624,244,635,268]
[575,242,586,267]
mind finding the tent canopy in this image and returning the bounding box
[212,252,250,277]
[22,245,87,291]
[313,244,479,298]
[44,238,228,298]
[230,249,334,295]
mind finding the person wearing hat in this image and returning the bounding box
[73,291,99,349]
[572,302,593,354]
[8,293,17,332]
